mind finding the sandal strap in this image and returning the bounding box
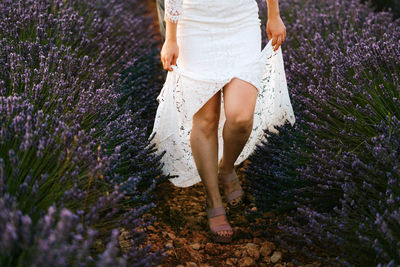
[218,171,239,184]
[206,206,226,219]
[226,189,244,202]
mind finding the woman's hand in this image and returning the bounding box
[161,39,179,71]
[266,16,286,51]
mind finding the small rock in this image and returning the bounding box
[270,251,282,263]
[245,243,260,260]
[239,247,248,258]
[176,265,184,267]
[185,246,203,262]
[238,257,256,267]
[274,263,286,267]
[190,243,201,250]
[174,237,187,247]
[234,249,242,258]
[185,262,198,267]
[198,211,206,216]
[226,258,238,266]
[260,241,275,257]
[167,232,176,239]
[165,242,173,248]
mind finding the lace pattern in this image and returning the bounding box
[149,39,296,188]
[164,0,183,23]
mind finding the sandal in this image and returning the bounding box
[205,201,233,243]
[218,161,245,209]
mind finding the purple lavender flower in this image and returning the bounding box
[248,0,400,265]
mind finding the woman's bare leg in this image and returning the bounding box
[219,78,258,198]
[190,89,232,237]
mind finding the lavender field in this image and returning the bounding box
[0,0,167,265]
[0,0,399,266]
[247,0,400,266]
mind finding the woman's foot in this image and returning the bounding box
[205,198,233,243]
[218,158,244,208]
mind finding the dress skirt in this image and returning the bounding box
[148,0,296,187]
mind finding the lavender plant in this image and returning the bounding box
[361,0,400,18]
[248,0,400,265]
[0,0,167,265]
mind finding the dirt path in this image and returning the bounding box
[142,162,297,267]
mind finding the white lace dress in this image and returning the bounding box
[148,0,296,187]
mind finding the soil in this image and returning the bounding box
[135,161,319,266]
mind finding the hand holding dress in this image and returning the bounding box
[149,0,296,187]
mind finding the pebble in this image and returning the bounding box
[260,241,275,257]
[271,251,282,263]
[245,243,260,260]
[190,243,201,250]
[234,249,242,258]
[226,258,238,265]
[238,257,256,267]
[167,232,176,239]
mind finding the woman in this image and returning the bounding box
[149,0,295,243]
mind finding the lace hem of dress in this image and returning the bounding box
[149,39,296,188]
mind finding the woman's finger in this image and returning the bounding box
[165,56,172,71]
[171,54,177,66]
[266,27,272,41]
[273,35,280,51]
[161,57,166,70]
[271,35,278,47]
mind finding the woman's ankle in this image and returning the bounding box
[206,196,224,209]
[218,158,234,174]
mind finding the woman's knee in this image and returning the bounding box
[192,91,221,137]
[193,113,219,137]
[223,79,257,133]
[226,112,254,133]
